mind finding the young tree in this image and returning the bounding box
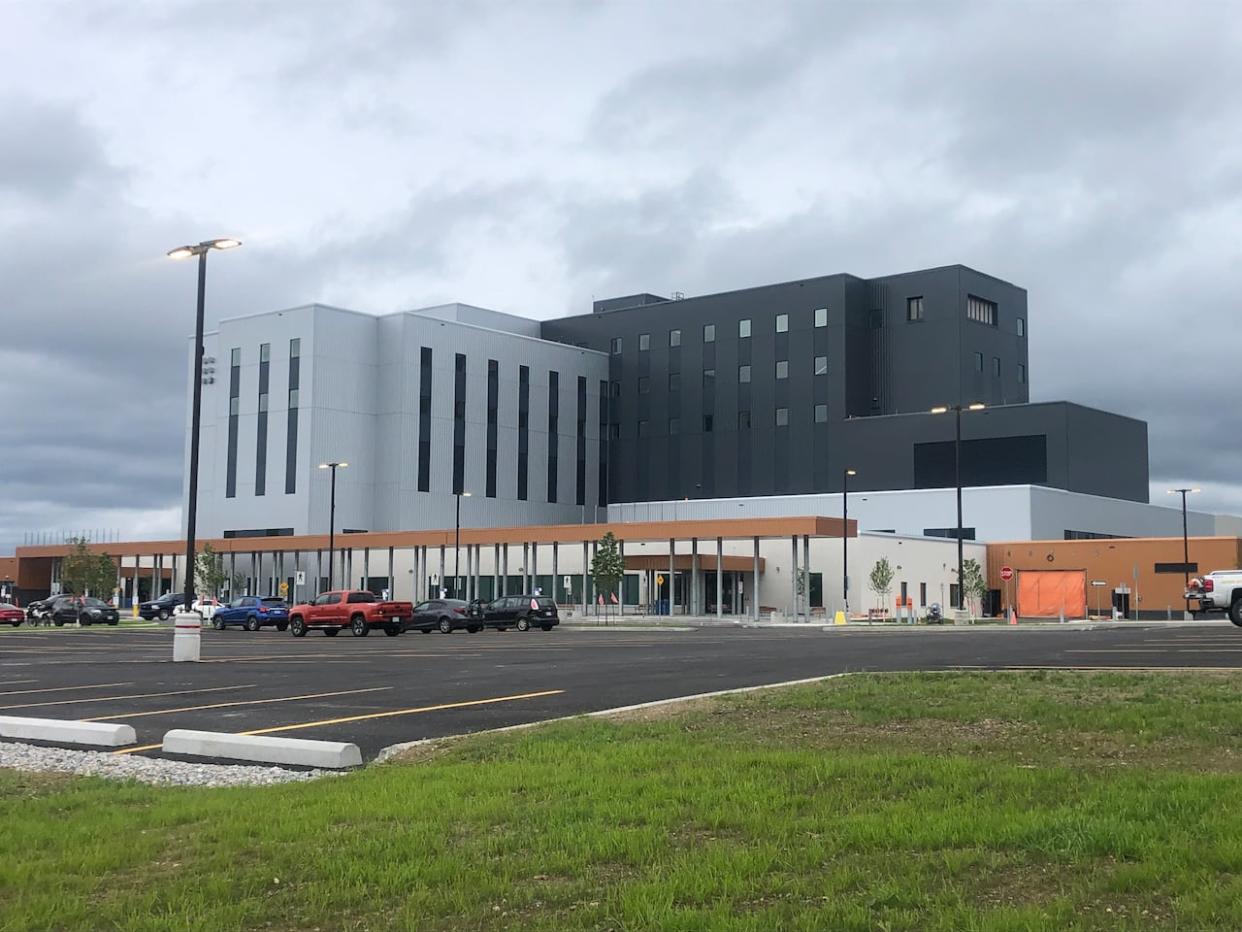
[961,557,987,617]
[60,537,117,599]
[590,531,625,618]
[195,543,231,599]
[868,557,894,614]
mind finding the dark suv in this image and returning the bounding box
[470,595,559,632]
[138,593,184,621]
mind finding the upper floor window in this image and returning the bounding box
[738,365,751,383]
[289,338,301,358]
[703,324,715,343]
[814,404,828,423]
[775,360,789,380]
[609,337,622,355]
[669,329,682,347]
[814,355,828,376]
[966,295,997,326]
[974,352,983,372]
[775,407,789,427]
[993,357,1001,377]
[668,372,681,392]
[739,318,751,338]
[1018,364,1027,384]
[638,332,650,351]
[775,313,789,333]
[259,343,270,363]
[231,347,241,366]
[907,297,924,321]
[703,367,716,385]
[814,307,828,328]
[638,376,650,394]
[1016,317,1025,337]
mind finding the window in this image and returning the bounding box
[668,417,680,435]
[920,582,927,607]
[775,313,788,333]
[814,355,827,375]
[907,296,924,321]
[966,295,997,326]
[517,365,530,500]
[546,369,558,503]
[226,347,241,498]
[993,357,1001,377]
[814,307,828,328]
[703,323,715,343]
[775,360,788,380]
[417,347,433,492]
[814,404,827,422]
[486,359,499,498]
[347,591,378,604]
[290,338,300,358]
[638,332,650,351]
[1018,364,1027,384]
[739,318,751,338]
[738,365,751,383]
[669,329,681,347]
[775,407,789,426]
[974,352,983,372]
[285,337,301,493]
[255,343,272,496]
[703,414,714,432]
[738,410,751,429]
[575,375,587,507]
[288,388,298,407]
[702,367,716,385]
[638,376,650,394]
[923,527,977,540]
[610,337,622,354]
[259,342,270,363]
[610,380,621,397]
[257,393,268,412]
[231,347,240,366]
[1016,317,1025,337]
[668,373,680,392]
[637,419,649,437]
[229,396,239,416]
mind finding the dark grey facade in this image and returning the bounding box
[540,265,1150,504]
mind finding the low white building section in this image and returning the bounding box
[187,303,610,539]
[608,484,1223,542]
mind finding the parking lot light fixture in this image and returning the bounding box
[168,236,242,620]
[1167,487,1201,607]
[931,403,987,613]
[318,462,348,591]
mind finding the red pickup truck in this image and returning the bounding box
[287,590,414,638]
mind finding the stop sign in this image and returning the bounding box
[1000,566,1014,581]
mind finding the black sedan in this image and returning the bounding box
[405,599,478,634]
[50,597,120,627]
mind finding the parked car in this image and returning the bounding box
[191,597,222,620]
[211,596,290,631]
[287,590,415,638]
[59,597,120,627]
[138,593,184,621]
[469,595,560,631]
[0,603,24,627]
[25,596,60,623]
[406,599,477,634]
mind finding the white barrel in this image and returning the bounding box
[173,611,202,662]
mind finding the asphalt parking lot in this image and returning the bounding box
[1,622,1239,762]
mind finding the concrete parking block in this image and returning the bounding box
[162,729,363,768]
[0,715,137,747]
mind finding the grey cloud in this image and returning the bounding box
[0,99,120,200]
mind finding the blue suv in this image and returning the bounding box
[211,596,290,632]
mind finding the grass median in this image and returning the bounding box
[3,670,1241,930]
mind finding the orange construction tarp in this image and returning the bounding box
[1017,570,1086,619]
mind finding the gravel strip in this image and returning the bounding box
[0,740,341,787]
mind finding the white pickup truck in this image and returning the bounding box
[1185,571,1242,625]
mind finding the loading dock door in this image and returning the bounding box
[1017,570,1086,619]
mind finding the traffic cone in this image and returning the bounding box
[833,610,847,625]
[1008,608,1017,626]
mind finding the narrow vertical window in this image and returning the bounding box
[739,318,751,338]
[452,354,466,494]
[598,378,608,508]
[546,370,559,503]
[576,376,587,507]
[517,365,530,500]
[669,329,681,347]
[814,307,828,327]
[486,359,499,498]
[255,343,270,496]
[703,323,715,343]
[285,338,300,494]
[775,313,789,333]
[906,297,924,321]
[638,333,650,351]
[226,347,240,498]
[417,347,432,492]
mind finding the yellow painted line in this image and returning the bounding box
[0,681,131,697]
[115,743,163,755]
[240,689,565,736]
[86,686,394,721]
[0,684,255,711]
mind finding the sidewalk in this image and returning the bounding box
[561,613,1237,631]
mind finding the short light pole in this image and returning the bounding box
[1167,487,1200,609]
[931,403,986,612]
[318,462,348,590]
[842,468,856,616]
[167,237,241,615]
[454,491,472,598]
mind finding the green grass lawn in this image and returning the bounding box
[3,670,1241,931]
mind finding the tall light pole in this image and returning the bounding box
[931,403,986,612]
[842,468,856,616]
[1167,487,1200,608]
[454,491,472,598]
[318,462,348,590]
[167,238,241,612]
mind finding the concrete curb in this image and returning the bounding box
[374,671,857,764]
[162,729,363,769]
[0,716,137,747]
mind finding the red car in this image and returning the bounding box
[287,590,415,638]
[0,603,24,627]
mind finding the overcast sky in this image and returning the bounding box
[1,0,1239,551]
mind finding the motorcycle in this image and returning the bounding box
[926,602,943,625]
